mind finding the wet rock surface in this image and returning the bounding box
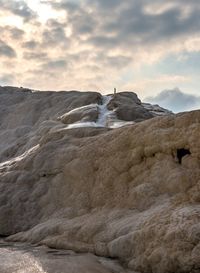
[0,239,134,273]
[58,104,99,125]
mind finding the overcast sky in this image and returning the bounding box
[0,0,200,111]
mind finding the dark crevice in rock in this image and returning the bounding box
[0,234,9,238]
[177,148,191,164]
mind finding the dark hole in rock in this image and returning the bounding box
[0,235,8,238]
[177,148,191,164]
[42,174,47,177]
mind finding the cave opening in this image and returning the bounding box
[177,148,191,164]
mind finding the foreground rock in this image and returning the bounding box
[0,87,199,273]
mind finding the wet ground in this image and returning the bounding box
[0,239,134,273]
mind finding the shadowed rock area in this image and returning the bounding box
[0,87,199,273]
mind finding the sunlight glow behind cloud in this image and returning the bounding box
[26,0,64,23]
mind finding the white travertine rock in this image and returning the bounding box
[0,87,199,273]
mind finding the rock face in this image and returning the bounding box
[108,92,154,122]
[0,87,200,273]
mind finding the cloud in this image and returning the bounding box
[42,19,69,47]
[84,0,200,50]
[0,39,16,58]
[22,40,38,49]
[0,26,25,40]
[41,59,68,70]
[1,0,200,95]
[0,73,14,85]
[0,25,25,40]
[0,0,36,22]
[43,0,200,67]
[23,52,48,61]
[8,27,25,39]
[146,88,200,112]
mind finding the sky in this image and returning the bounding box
[0,0,200,112]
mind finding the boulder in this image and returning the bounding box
[107,92,154,121]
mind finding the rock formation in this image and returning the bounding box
[0,86,199,273]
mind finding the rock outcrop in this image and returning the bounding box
[0,87,199,273]
[107,92,154,122]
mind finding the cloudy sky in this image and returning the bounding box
[0,0,200,111]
